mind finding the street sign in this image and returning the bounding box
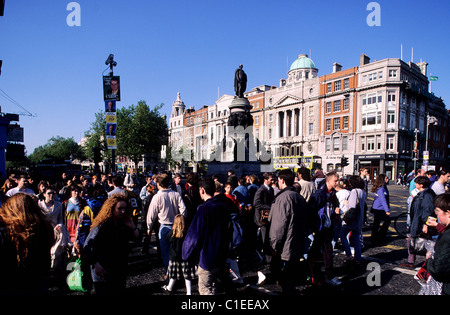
[7,124,24,142]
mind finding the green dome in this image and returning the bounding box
[290,54,316,70]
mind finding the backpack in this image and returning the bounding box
[87,197,104,217]
[76,206,95,247]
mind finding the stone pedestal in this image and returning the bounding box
[207,96,263,181]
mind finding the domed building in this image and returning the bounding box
[285,54,318,84]
[263,53,321,172]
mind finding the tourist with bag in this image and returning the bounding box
[339,176,367,268]
[401,176,436,269]
[334,179,350,249]
[308,171,341,286]
[182,178,236,295]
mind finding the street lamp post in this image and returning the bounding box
[413,128,419,173]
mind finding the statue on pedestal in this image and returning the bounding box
[234,64,247,98]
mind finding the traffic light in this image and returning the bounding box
[341,156,349,168]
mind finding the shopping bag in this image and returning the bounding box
[66,258,87,292]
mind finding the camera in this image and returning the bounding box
[105,54,117,66]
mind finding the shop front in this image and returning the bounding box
[355,153,401,181]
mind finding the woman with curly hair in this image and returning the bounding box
[0,193,54,294]
[83,193,140,294]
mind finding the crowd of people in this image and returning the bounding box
[0,166,449,296]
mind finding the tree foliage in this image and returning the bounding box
[117,100,167,168]
[83,111,109,162]
[83,100,168,171]
[28,136,86,164]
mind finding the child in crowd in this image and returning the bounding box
[162,214,196,295]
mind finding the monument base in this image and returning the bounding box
[206,160,262,183]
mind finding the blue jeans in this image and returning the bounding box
[159,224,173,271]
[340,226,362,262]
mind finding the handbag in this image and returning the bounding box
[342,207,358,224]
[66,258,87,292]
[260,209,270,226]
[342,191,360,224]
[415,260,442,295]
[414,261,430,283]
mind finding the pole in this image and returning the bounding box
[425,113,429,155]
[110,65,116,174]
[104,54,117,174]
[430,73,432,93]
[413,128,419,173]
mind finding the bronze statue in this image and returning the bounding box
[234,64,247,98]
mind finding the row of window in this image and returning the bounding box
[324,134,396,153]
[326,78,350,93]
[325,98,350,113]
[360,135,395,151]
[325,116,349,131]
[325,136,349,152]
[361,69,397,85]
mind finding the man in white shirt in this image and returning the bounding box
[432,169,450,196]
[147,173,186,271]
[107,175,125,197]
[6,175,35,197]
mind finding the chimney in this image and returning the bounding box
[417,61,428,76]
[332,62,342,73]
[360,54,370,66]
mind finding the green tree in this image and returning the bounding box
[84,100,168,173]
[28,136,85,164]
[83,111,110,162]
[116,100,167,171]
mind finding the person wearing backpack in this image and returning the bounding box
[308,171,341,286]
[182,178,236,295]
[269,169,308,294]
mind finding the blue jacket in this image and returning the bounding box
[182,195,231,271]
[310,186,339,232]
[232,185,249,206]
[410,188,436,237]
[372,185,390,212]
[247,183,259,205]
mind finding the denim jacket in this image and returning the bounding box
[372,185,390,212]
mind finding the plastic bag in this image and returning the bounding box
[66,258,87,292]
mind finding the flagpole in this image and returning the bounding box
[430,73,432,93]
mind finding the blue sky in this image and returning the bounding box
[0,0,449,155]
